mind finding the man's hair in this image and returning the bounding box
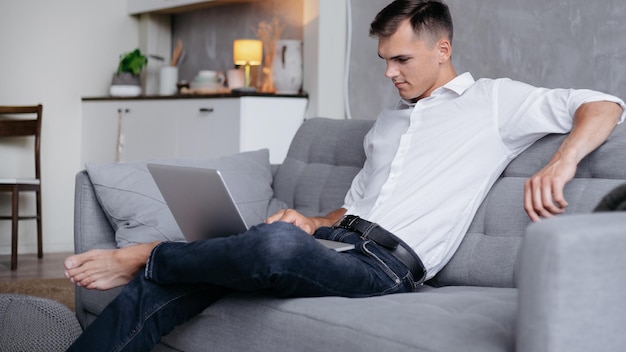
[369,0,453,44]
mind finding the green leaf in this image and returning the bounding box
[117,49,148,76]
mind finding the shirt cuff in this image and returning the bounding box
[579,93,626,124]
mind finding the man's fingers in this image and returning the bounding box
[265,208,300,223]
[544,178,569,215]
[550,181,569,209]
[265,209,289,224]
[532,180,554,219]
[524,180,541,222]
[525,177,569,222]
[265,209,316,235]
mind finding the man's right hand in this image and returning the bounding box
[265,209,318,235]
[265,208,347,235]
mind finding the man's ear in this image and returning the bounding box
[437,38,452,62]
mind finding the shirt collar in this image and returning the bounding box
[441,72,475,96]
[397,72,476,108]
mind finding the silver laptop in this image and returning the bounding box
[147,164,354,252]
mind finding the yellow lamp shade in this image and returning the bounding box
[233,39,263,66]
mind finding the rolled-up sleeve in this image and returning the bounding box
[496,78,625,153]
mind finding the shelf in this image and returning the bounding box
[127,0,258,15]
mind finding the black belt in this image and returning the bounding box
[333,215,426,285]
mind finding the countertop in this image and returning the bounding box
[82,91,308,101]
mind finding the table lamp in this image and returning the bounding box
[233,39,263,91]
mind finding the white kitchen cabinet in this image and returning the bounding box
[174,98,242,159]
[81,96,307,165]
[81,100,178,164]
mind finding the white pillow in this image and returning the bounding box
[85,149,285,247]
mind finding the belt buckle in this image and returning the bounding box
[334,215,358,230]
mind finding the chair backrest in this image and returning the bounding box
[0,105,43,179]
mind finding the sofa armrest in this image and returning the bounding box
[74,170,117,254]
[516,212,626,352]
[74,170,119,329]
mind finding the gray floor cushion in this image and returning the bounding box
[0,294,82,351]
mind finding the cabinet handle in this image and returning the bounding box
[117,108,130,113]
[199,107,214,113]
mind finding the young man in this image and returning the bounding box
[65,0,624,350]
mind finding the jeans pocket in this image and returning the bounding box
[359,241,403,290]
[317,228,361,245]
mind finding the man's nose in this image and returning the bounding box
[385,63,398,79]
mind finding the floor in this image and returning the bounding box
[0,252,71,281]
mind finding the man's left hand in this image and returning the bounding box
[524,152,577,222]
[524,101,623,222]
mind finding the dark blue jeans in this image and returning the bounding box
[68,221,417,352]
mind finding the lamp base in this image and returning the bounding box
[231,87,257,93]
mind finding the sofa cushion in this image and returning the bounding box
[273,118,373,217]
[159,286,516,352]
[85,149,282,247]
[432,122,626,288]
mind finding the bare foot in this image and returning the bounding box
[64,242,160,290]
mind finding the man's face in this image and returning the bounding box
[377,20,446,101]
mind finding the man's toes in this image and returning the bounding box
[77,276,94,288]
[64,260,73,270]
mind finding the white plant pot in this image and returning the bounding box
[110,72,142,97]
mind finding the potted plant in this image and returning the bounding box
[110,48,148,96]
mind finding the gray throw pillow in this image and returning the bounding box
[85,149,286,247]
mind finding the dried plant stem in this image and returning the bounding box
[257,17,285,92]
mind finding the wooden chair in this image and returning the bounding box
[0,105,43,270]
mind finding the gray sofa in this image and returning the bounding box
[74,117,626,352]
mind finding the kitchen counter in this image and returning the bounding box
[82,91,308,101]
[81,93,309,164]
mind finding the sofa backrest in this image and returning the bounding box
[273,118,372,216]
[276,117,626,288]
[433,121,626,288]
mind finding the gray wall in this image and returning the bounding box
[348,0,626,120]
[172,0,303,83]
[347,0,395,120]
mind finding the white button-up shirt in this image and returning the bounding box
[344,72,625,279]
